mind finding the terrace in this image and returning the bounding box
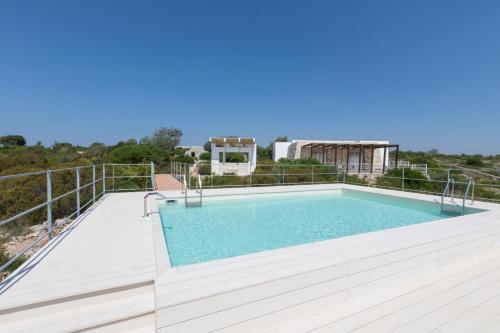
[1,163,500,332]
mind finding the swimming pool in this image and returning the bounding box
[158,190,476,267]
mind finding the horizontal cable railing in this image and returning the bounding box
[0,162,155,274]
[169,161,500,203]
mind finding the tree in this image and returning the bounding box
[0,135,26,146]
[274,136,288,142]
[149,127,182,151]
[110,144,164,164]
[87,142,107,156]
[257,145,272,160]
[203,141,211,152]
[51,142,74,152]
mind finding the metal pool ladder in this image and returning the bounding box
[183,174,202,208]
[440,178,474,215]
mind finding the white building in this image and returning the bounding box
[273,139,400,174]
[176,146,206,159]
[272,142,292,161]
[210,137,257,176]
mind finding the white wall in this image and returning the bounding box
[272,142,292,161]
[211,143,257,175]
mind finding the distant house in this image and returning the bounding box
[209,137,257,176]
[273,140,400,174]
[176,146,206,159]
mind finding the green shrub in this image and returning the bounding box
[199,152,211,161]
[465,156,485,167]
[0,242,26,273]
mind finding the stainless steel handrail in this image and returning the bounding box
[143,192,169,217]
[441,178,454,212]
[196,174,202,206]
[462,180,474,213]
[181,174,203,207]
[182,174,187,194]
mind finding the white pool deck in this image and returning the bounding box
[1,184,500,333]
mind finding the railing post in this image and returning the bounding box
[311,165,314,184]
[402,167,405,190]
[282,165,285,185]
[92,165,96,204]
[46,170,53,240]
[471,181,475,204]
[76,167,81,217]
[103,164,106,194]
[112,164,115,192]
[150,161,155,190]
[343,167,346,183]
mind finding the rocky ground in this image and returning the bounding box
[4,224,48,257]
[3,218,70,258]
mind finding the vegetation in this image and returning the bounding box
[0,128,185,273]
[0,135,26,147]
[0,243,26,273]
[140,127,182,151]
[465,155,485,167]
[1,131,500,274]
[256,135,290,161]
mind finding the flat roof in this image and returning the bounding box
[210,137,255,146]
[292,140,390,145]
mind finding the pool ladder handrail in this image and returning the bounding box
[183,174,202,207]
[195,174,202,206]
[462,180,475,214]
[143,192,169,217]
[440,178,455,213]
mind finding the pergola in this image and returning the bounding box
[209,137,257,176]
[301,142,400,174]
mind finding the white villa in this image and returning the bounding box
[273,140,400,174]
[175,145,206,159]
[209,137,257,176]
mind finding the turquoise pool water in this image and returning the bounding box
[158,190,465,267]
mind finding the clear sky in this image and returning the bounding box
[1,1,499,154]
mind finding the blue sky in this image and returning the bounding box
[1,1,499,154]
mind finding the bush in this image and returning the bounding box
[465,156,485,167]
[225,153,247,163]
[0,242,26,274]
[109,144,164,164]
[199,152,211,161]
[174,155,195,164]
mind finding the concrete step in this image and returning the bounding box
[0,282,155,333]
[83,313,155,333]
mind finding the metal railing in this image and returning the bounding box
[181,174,202,207]
[168,162,500,203]
[143,192,169,217]
[0,162,155,273]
